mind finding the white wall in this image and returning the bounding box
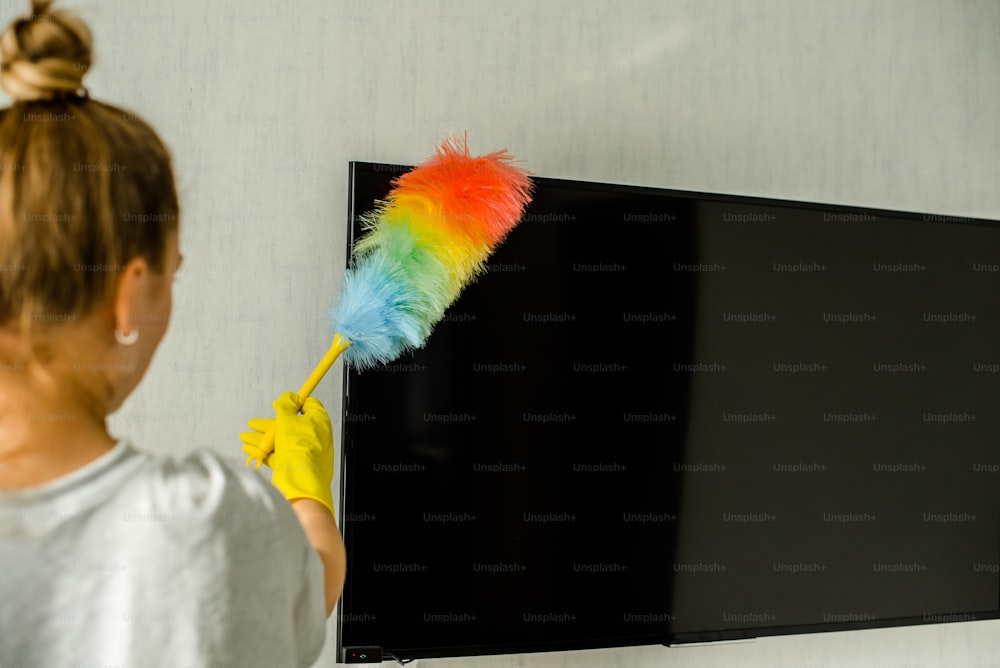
[10,0,998,665]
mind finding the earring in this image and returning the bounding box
[115,327,139,346]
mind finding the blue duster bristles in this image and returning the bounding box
[329,247,431,369]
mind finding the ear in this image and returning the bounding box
[113,256,149,339]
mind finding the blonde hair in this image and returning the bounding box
[0,0,179,386]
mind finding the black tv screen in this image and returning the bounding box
[337,161,1000,663]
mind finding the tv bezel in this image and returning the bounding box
[336,160,1000,662]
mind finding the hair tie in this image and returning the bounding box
[49,86,88,101]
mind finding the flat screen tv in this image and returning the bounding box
[336,161,1000,663]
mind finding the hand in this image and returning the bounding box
[240,391,335,516]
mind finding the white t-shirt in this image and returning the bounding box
[0,440,327,667]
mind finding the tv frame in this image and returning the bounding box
[336,160,1000,662]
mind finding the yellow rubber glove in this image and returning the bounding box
[239,391,335,517]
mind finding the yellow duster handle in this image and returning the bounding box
[246,332,352,470]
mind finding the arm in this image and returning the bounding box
[291,498,347,617]
[240,392,346,616]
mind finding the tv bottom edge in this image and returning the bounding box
[337,633,669,662]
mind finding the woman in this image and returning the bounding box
[0,1,346,665]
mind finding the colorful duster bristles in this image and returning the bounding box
[245,135,532,469]
[329,134,534,369]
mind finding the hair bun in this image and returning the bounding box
[0,0,92,102]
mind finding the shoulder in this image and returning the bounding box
[119,443,321,602]
[114,444,328,664]
[122,444,303,549]
[144,446,283,516]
